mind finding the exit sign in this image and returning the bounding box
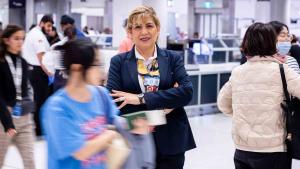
[203,2,214,8]
[9,0,25,8]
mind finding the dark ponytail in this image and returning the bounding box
[0,25,24,62]
[56,39,97,77]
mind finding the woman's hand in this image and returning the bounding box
[111,90,140,109]
[5,107,17,137]
[7,128,17,137]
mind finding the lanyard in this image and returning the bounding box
[5,55,22,100]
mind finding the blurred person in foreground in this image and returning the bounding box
[107,6,196,169]
[0,25,35,169]
[41,39,122,169]
[218,22,300,169]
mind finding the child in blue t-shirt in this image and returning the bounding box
[42,86,118,169]
[41,40,120,169]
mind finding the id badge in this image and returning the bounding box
[12,103,22,118]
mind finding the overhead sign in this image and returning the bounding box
[195,0,222,9]
[203,2,214,8]
[9,0,25,8]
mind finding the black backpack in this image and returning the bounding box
[279,64,300,162]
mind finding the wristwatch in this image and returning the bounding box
[137,93,145,104]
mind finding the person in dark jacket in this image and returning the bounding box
[106,6,196,169]
[289,34,300,65]
[0,25,35,169]
[60,15,86,39]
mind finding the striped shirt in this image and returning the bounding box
[286,56,300,74]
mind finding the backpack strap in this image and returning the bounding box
[96,86,113,124]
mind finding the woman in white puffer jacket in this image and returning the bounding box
[218,22,300,169]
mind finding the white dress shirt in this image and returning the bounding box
[22,26,50,66]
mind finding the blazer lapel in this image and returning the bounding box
[157,47,169,88]
[126,48,142,93]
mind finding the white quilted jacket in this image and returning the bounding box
[218,56,300,152]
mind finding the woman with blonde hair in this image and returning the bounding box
[107,6,196,169]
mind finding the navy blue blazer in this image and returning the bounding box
[106,46,196,155]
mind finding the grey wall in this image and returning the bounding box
[222,0,235,33]
[9,8,26,28]
[270,0,290,24]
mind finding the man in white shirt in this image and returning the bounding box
[22,14,54,136]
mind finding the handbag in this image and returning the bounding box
[279,64,300,161]
[106,132,131,169]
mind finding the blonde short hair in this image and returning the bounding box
[127,6,160,32]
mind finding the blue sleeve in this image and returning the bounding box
[99,87,120,123]
[76,29,86,38]
[144,53,193,109]
[41,98,85,159]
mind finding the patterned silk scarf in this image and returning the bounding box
[137,58,160,92]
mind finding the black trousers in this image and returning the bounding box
[155,153,185,169]
[234,149,289,169]
[29,66,50,136]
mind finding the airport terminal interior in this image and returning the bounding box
[1,0,300,169]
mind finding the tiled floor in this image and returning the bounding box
[2,113,300,169]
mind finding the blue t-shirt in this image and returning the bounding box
[41,86,119,169]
